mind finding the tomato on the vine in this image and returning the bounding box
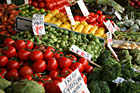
[66,54,77,62]
[33,73,42,78]
[79,58,88,70]
[46,46,55,52]
[60,68,72,77]
[0,55,8,67]
[46,58,58,71]
[30,50,43,61]
[85,65,93,74]
[81,73,87,84]
[70,62,84,73]
[41,75,52,82]
[32,60,46,73]
[49,70,58,79]
[53,53,61,60]
[14,40,26,50]
[97,10,102,15]
[74,15,81,21]
[17,49,31,61]
[0,68,7,76]
[43,50,53,61]
[23,75,33,80]
[58,57,72,69]
[7,60,20,70]
[6,69,19,81]
[55,76,65,82]
[19,66,33,77]
[3,46,16,59]
[4,38,15,46]
[34,45,45,50]
[25,40,34,50]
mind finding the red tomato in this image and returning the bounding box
[43,50,53,61]
[25,40,34,50]
[91,22,98,26]
[93,14,99,19]
[6,69,19,81]
[19,61,24,67]
[53,53,60,60]
[41,75,52,81]
[38,82,44,87]
[49,70,58,79]
[98,22,104,27]
[32,60,46,73]
[30,50,43,61]
[32,2,38,8]
[39,2,45,8]
[85,65,93,74]
[74,15,81,21]
[67,54,77,62]
[37,0,43,2]
[99,15,105,20]
[0,74,4,78]
[23,75,33,80]
[55,76,65,82]
[97,10,102,15]
[33,73,42,78]
[60,68,72,77]
[87,17,96,24]
[79,58,88,70]
[44,80,61,93]
[19,66,33,77]
[46,47,55,52]
[81,73,87,84]
[46,3,53,10]
[7,60,20,70]
[70,62,84,73]
[58,57,72,69]
[0,68,7,76]
[4,38,15,46]
[14,40,26,50]
[89,12,94,16]
[46,58,58,71]
[3,46,16,59]
[29,0,32,5]
[80,18,87,22]
[23,62,30,67]
[97,16,104,22]
[82,16,88,21]
[17,49,31,61]
[0,55,8,67]
[34,45,45,50]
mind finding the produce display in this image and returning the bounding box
[0,0,140,93]
[12,25,103,61]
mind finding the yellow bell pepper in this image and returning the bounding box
[75,25,84,33]
[88,26,99,34]
[82,25,93,34]
[95,27,106,36]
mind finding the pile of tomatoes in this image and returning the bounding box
[0,38,93,93]
[74,11,106,27]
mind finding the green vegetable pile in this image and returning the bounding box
[114,31,140,42]
[13,26,103,61]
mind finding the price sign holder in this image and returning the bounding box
[70,45,101,68]
[6,0,11,4]
[77,0,89,17]
[59,69,90,93]
[64,6,75,30]
[32,14,45,39]
[106,32,119,61]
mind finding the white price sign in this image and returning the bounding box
[115,11,122,20]
[77,0,90,16]
[106,32,113,46]
[113,22,120,31]
[59,69,90,93]
[6,0,11,4]
[70,45,92,61]
[32,14,45,35]
[64,6,75,25]
[24,0,29,4]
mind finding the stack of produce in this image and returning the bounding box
[31,0,69,12]
[17,5,50,18]
[0,3,21,35]
[0,38,94,93]
[12,25,103,61]
[44,10,107,38]
[130,0,140,8]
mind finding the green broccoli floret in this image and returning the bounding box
[117,81,140,93]
[121,68,136,80]
[6,79,45,93]
[88,81,110,93]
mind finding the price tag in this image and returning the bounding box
[115,11,122,20]
[113,22,120,31]
[64,6,75,25]
[24,0,29,4]
[32,14,45,35]
[104,20,114,33]
[112,77,125,84]
[106,32,113,45]
[70,45,92,61]
[77,0,90,16]
[59,69,90,93]
[6,0,11,4]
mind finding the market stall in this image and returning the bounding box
[0,0,140,93]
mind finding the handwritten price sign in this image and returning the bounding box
[77,0,89,16]
[70,45,92,61]
[6,0,11,4]
[32,14,45,35]
[64,6,75,25]
[106,32,113,46]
